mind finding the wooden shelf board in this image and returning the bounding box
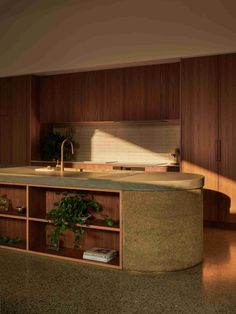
[78,219,120,232]
[29,217,120,232]
[29,217,48,223]
[29,246,120,268]
[0,211,26,220]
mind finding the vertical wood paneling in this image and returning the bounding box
[30,76,41,160]
[83,70,106,121]
[105,68,123,121]
[39,63,179,123]
[69,72,84,121]
[11,76,30,165]
[0,76,30,166]
[122,66,145,120]
[144,65,161,119]
[161,62,180,119]
[219,53,236,222]
[0,115,12,165]
[181,56,219,221]
[0,78,11,115]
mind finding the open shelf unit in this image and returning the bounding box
[0,183,122,269]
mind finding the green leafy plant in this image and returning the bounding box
[0,236,22,244]
[100,214,115,227]
[40,128,79,162]
[46,191,102,248]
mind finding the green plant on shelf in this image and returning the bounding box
[0,236,22,245]
[100,214,115,227]
[46,191,103,249]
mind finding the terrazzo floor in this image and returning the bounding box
[0,228,236,314]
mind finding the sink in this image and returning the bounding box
[35,167,79,173]
[35,167,55,173]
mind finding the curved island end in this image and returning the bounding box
[0,168,204,272]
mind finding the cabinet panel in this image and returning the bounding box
[161,62,180,119]
[144,65,161,120]
[104,68,123,121]
[39,74,81,123]
[122,66,146,120]
[0,76,30,166]
[181,56,219,221]
[0,115,12,165]
[83,70,106,121]
[10,76,30,165]
[0,78,11,115]
[39,63,179,123]
[219,54,236,222]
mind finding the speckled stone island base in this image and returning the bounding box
[122,189,203,272]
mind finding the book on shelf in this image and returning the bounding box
[83,247,117,263]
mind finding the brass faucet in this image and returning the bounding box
[171,148,180,164]
[60,138,74,176]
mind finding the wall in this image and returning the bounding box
[1,0,236,77]
[54,122,180,164]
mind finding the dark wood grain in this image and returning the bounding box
[160,62,180,119]
[181,56,219,221]
[39,63,179,123]
[30,76,41,160]
[218,53,236,223]
[0,76,31,166]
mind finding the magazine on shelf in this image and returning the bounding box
[83,247,117,262]
[83,255,115,263]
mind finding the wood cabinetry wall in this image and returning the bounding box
[39,63,180,123]
[181,53,236,225]
[0,62,180,165]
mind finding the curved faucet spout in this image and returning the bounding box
[60,138,74,176]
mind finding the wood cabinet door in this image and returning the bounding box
[39,74,79,123]
[160,62,180,120]
[181,56,219,221]
[0,115,12,165]
[219,53,236,223]
[0,76,30,166]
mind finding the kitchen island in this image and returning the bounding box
[0,167,204,272]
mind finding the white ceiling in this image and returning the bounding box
[0,0,236,77]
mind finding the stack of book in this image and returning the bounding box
[83,247,117,263]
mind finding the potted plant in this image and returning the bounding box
[46,191,102,249]
[40,128,79,162]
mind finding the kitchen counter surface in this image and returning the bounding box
[30,160,180,172]
[0,166,204,191]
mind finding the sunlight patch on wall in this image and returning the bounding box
[55,122,180,164]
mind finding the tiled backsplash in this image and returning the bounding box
[54,121,180,164]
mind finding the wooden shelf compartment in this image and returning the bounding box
[0,184,27,218]
[28,221,120,267]
[0,217,27,250]
[29,217,120,232]
[28,187,120,226]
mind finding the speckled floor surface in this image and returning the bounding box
[1,228,236,314]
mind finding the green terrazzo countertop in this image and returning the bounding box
[0,167,204,191]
